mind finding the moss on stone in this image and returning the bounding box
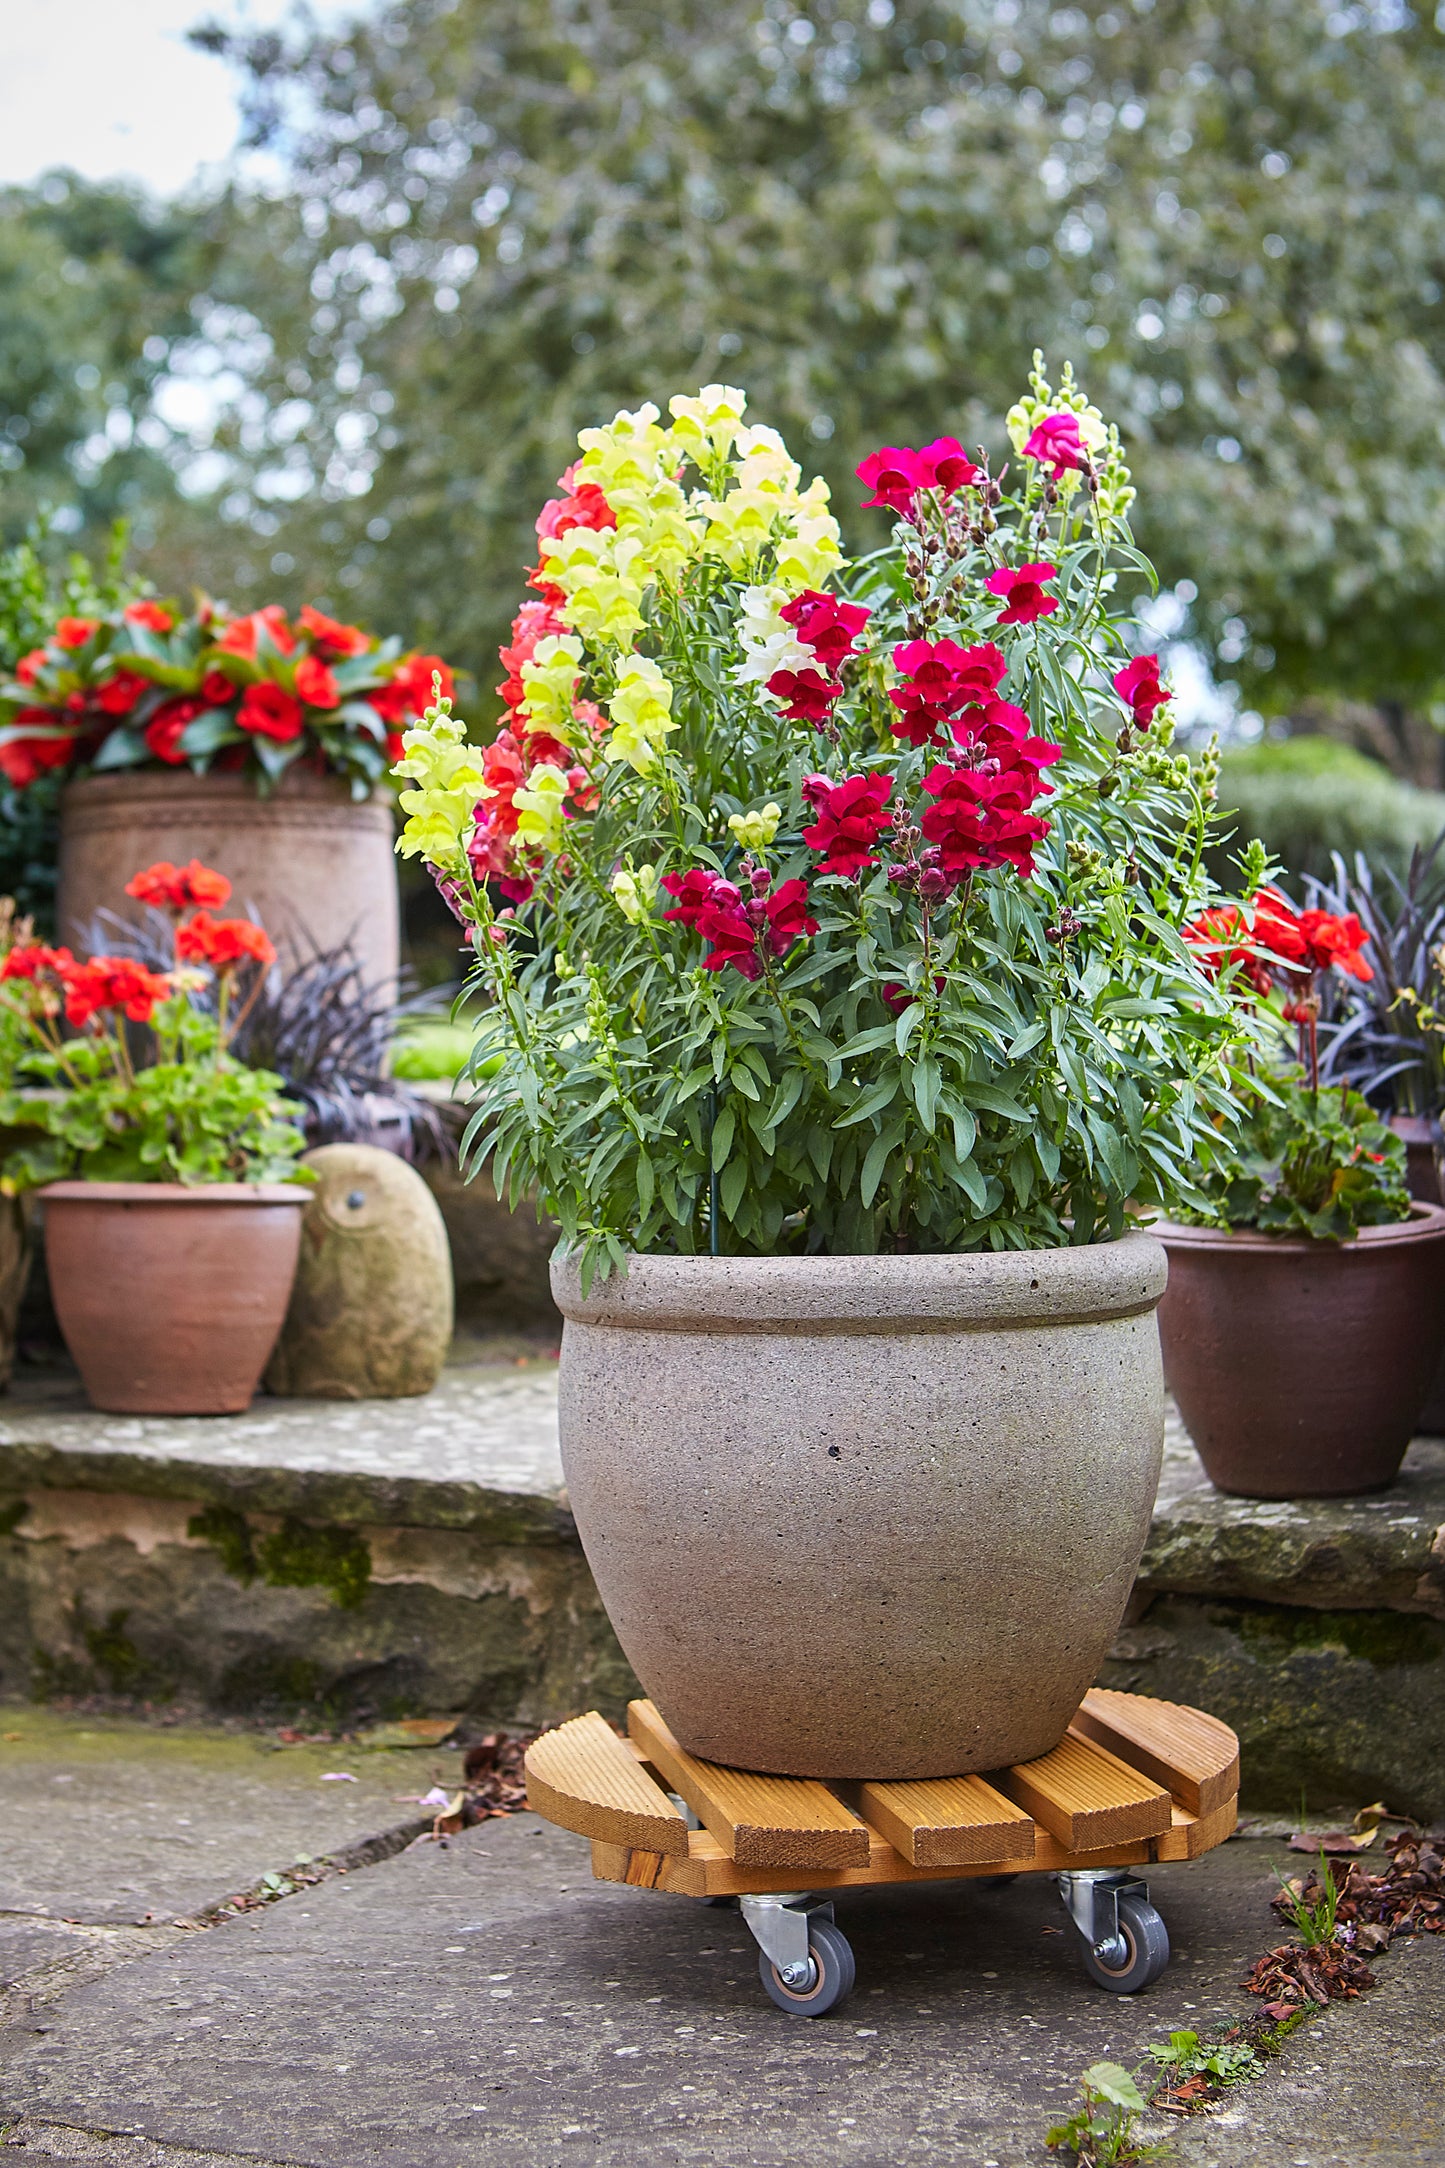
[255,1520,371,1610]
[1227,1600,1443,1669]
[0,1497,28,1537]
[187,1504,257,1584]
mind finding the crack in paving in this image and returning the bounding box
[1,2114,304,2165]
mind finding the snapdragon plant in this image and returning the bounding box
[395,360,1247,1283]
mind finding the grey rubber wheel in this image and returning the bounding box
[758,1918,856,2016]
[1079,1892,1170,1993]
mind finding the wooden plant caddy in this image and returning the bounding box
[524,1688,1240,2016]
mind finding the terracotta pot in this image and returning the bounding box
[551,1237,1168,1780]
[1156,1205,1445,1499]
[57,768,399,990]
[40,1181,308,1414]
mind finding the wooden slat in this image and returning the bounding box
[994,1728,1172,1850]
[856,1775,1037,1868]
[1075,1689,1240,1818]
[627,1700,868,1869]
[1153,1796,1238,1862]
[525,1711,689,1855]
[592,1825,1158,1900]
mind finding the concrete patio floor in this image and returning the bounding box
[0,1709,1439,2167]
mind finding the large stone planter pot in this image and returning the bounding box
[551,1237,1168,1779]
[40,1181,308,1414]
[1157,1205,1445,1499]
[57,769,399,989]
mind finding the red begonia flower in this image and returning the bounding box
[216,605,296,659]
[15,649,48,686]
[95,671,150,717]
[0,722,76,789]
[1113,654,1170,730]
[295,655,341,710]
[144,697,206,763]
[801,772,893,876]
[1183,905,1276,996]
[201,669,237,706]
[237,683,304,742]
[984,563,1059,626]
[299,605,369,657]
[54,617,100,650]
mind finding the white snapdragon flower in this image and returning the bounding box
[731,584,814,695]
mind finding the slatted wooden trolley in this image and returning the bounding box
[524,1688,1240,2015]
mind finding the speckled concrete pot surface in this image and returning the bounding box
[551,1238,1168,1779]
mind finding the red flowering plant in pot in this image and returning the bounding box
[0,598,454,795]
[0,860,311,1415]
[1156,869,1445,1499]
[390,362,1253,1780]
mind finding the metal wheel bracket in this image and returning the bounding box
[739,1893,835,1986]
[1055,1870,1149,1969]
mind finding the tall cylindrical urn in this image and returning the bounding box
[57,769,399,990]
[552,1236,1168,1779]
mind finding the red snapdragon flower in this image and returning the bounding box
[216,605,296,658]
[237,683,304,742]
[778,590,871,674]
[984,563,1059,626]
[888,638,1007,746]
[1022,413,1088,479]
[54,617,99,650]
[920,732,1059,879]
[535,472,617,543]
[766,666,841,725]
[498,600,570,712]
[661,868,818,979]
[144,697,206,763]
[126,860,232,912]
[0,724,75,788]
[96,670,151,717]
[175,912,277,972]
[294,655,341,710]
[1113,654,1170,731]
[298,605,369,658]
[857,438,978,514]
[801,772,893,876]
[479,730,529,839]
[123,600,174,633]
[63,956,173,1028]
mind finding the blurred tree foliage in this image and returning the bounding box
[4,0,1444,741]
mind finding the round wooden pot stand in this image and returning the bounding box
[524,1688,1239,2017]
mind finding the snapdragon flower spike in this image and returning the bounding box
[765,666,842,726]
[778,590,871,674]
[920,731,1060,880]
[1113,654,1170,731]
[857,437,978,514]
[800,772,893,877]
[888,638,1007,746]
[985,562,1059,626]
[662,869,818,979]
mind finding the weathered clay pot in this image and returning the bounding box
[57,768,399,989]
[551,1238,1168,1779]
[265,1144,453,1399]
[1156,1205,1445,1499]
[41,1181,308,1414]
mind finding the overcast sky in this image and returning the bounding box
[0,0,359,198]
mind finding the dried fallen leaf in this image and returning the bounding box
[319,1771,357,1783]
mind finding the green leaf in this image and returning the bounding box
[1081,2063,1146,2112]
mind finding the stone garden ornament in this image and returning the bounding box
[395,358,1255,1778]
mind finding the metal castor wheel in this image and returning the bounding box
[1058,1872,1170,1995]
[758,1918,856,2017]
[740,1893,856,2017]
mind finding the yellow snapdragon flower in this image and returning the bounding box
[540,528,648,649]
[773,485,844,593]
[668,384,749,461]
[391,704,492,874]
[728,803,782,850]
[517,633,584,738]
[610,861,661,923]
[512,763,571,852]
[605,656,677,776]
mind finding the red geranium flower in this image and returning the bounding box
[175,912,277,972]
[125,860,232,912]
[1113,654,1170,731]
[298,605,369,658]
[237,683,304,742]
[985,563,1059,626]
[1022,414,1088,479]
[64,956,173,1029]
[1250,886,1308,968]
[1183,905,1275,996]
[123,600,174,633]
[801,772,893,876]
[96,670,151,717]
[295,655,341,710]
[54,617,99,650]
[144,697,206,764]
[0,943,74,984]
[778,590,871,674]
[1296,908,1373,982]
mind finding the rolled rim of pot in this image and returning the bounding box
[1150,1200,1445,1255]
[550,1232,1168,1333]
[37,1180,314,1206]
